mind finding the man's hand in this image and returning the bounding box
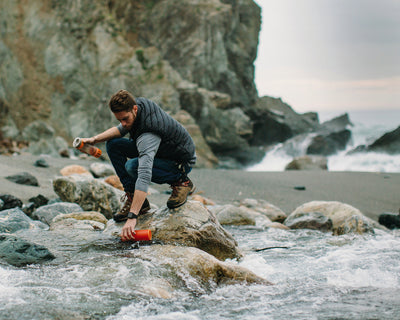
[81,137,97,145]
[121,218,137,241]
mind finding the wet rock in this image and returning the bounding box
[318,113,352,134]
[285,155,328,171]
[378,212,400,229]
[289,201,380,235]
[50,218,106,231]
[105,201,242,261]
[29,194,49,208]
[0,199,3,211]
[190,194,216,206]
[239,198,287,223]
[0,194,23,210]
[0,234,55,266]
[306,129,352,156]
[59,164,92,177]
[89,162,115,178]
[5,172,39,186]
[367,125,400,154]
[0,208,47,233]
[284,211,333,231]
[53,174,123,219]
[333,215,375,236]
[132,245,272,290]
[52,211,108,225]
[32,202,83,225]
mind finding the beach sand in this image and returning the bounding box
[1,154,399,221]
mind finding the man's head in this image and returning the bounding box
[109,89,136,113]
[109,90,138,131]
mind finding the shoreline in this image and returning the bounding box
[1,154,399,221]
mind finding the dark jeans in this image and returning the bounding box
[106,138,191,193]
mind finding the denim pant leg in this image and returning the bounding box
[106,138,138,193]
[125,158,192,185]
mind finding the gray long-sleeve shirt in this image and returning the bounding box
[117,123,161,192]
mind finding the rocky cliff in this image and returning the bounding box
[0,0,315,167]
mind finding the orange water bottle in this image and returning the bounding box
[73,137,102,158]
[121,229,152,242]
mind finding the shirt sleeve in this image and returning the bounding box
[117,123,129,136]
[135,132,161,192]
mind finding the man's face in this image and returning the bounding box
[114,105,138,131]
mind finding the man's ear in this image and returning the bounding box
[133,105,138,113]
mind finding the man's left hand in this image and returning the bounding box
[121,219,137,241]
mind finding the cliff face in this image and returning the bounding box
[0,0,262,166]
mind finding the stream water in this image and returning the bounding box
[1,225,399,320]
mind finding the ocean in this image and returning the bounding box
[247,109,400,173]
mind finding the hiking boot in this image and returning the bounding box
[167,178,195,209]
[113,193,150,222]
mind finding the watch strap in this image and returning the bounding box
[127,212,139,219]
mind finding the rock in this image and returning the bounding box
[284,212,333,231]
[378,212,400,229]
[5,172,39,186]
[306,129,352,156]
[131,245,272,289]
[0,234,55,267]
[0,199,3,211]
[32,202,84,225]
[0,194,23,210]
[22,120,55,142]
[53,174,123,219]
[89,162,115,178]
[52,211,108,225]
[289,201,379,235]
[60,165,92,177]
[333,215,375,236]
[246,96,318,146]
[190,194,216,206]
[104,175,124,191]
[367,126,400,154]
[285,155,328,171]
[317,113,353,134]
[28,194,49,208]
[212,204,258,226]
[105,201,242,261]
[239,198,287,223]
[0,208,47,233]
[50,218,106,232]
[34,158,50,168]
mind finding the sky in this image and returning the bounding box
[253,0,400,113]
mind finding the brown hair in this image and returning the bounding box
[108,89,136,113]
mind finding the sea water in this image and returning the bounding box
[1,227,399,319]
[248,109,400,173]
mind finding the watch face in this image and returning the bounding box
[127,212,137,219]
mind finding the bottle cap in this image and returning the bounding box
[73,137,84,149]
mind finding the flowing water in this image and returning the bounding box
[1,225,399,319]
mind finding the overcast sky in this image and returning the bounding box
[253,0,400,113]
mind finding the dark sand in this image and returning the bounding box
[1,154,399,221]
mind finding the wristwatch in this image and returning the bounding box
[127,212,139,220]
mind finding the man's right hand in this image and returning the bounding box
[81,137,96,145]
[121,218,137,241]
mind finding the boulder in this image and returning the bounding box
[105,201,242,261]
[32,202,84,225]
[0,234,55,266]
[367,126,400,154]
[0,208,47,233]
[378,212,400,229]
[104,175,123,191]
[89,162,115,178]
[284,212,333,231]
[5,172,39,186]
[289,201,379,235]
[211,204,259,226]
[306,129,352,156]
[0,194,23,210]
[53,174,123,219]
[333,215,375,236]
[238,198,287,222]
[285,155,328,171]
[131,245,272,288]
[50,218,106,232]
[317,113,352,134]
[60,165,92,177]
[52,211,108,225]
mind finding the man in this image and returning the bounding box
[82,89,196,241]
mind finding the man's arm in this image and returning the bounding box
[81,127,122,145]
[121,133,161,241]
